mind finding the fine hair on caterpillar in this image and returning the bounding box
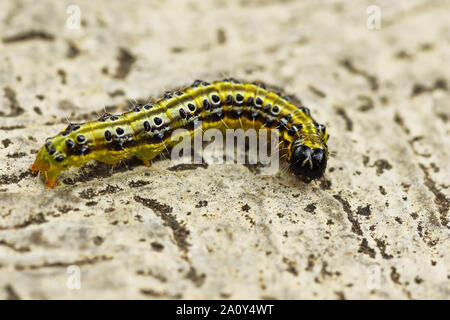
[31,78,329,188]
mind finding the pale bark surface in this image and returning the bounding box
[0,0,448,299]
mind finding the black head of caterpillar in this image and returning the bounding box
[289,144,327,179]
[288,123,329,179]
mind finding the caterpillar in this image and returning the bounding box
[31,78,329,188]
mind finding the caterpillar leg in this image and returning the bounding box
[142,160,151,167]
[135,149,159,167]
[30,162,39,175]
[43,169,62,188]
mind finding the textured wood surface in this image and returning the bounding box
[0,0,448,299]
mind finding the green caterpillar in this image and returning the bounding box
[31,78,329,188]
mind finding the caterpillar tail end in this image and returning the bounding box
[30,151,62,189]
